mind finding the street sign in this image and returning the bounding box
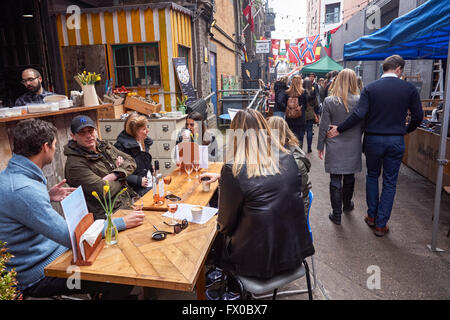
[255,40,270,54]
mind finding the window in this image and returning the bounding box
[177,45,190,74]
[325,3,341,24]
[112,43,161,87]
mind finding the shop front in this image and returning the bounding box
[54,3,193,111]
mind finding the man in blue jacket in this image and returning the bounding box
[0,119,137,299]
[328,55,423,237]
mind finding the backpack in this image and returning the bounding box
[285,96,302,119]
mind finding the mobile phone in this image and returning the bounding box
[165,194,181,201]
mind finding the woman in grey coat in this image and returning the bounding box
[317,69,362,225]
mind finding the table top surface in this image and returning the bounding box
[44,162,223,292]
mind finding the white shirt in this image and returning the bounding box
[381,72,398,78]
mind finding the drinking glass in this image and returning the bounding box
[184,163,193,181]
[131,196,144,213]
[167,198,179,225]
[163,175,172,196]
[175,160,182,175]
[193,161,200,179]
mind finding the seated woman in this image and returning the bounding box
[205,108,315,300]
[268,116,312,214]
[176,111,217,161]
[114,112,154,196]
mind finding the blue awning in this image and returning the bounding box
[344,0,450,61]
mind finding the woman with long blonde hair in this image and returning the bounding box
[317,68,362,225]
[284,75,308,150]
[268,116,312,214]
[204,108,315,299]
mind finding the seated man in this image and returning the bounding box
[15,68,55,106]
[64,115,142,220]
[0,119,141,299]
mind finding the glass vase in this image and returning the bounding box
[105,214,118,246]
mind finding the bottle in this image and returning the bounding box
[152,160,164,204]
[153,160,160,204]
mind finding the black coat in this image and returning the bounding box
[274,81,288,113]
[114,131,154,196]
[217,152,315,279]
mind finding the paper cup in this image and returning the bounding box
[191,206,203,221]
[201,177,211,192]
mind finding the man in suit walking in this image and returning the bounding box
[327,55,423,237]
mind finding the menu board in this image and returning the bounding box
[173,57,196,106]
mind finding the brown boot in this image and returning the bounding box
[374,225,389,237]
[364,216,375,228]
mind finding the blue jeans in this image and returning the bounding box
[364,135,405,228]
[273,111,285,119]
[298,120,314,150]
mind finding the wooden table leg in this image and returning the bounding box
[196,265,206,300]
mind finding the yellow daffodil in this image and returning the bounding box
[92,191,100,200]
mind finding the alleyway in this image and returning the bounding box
[279,130,450,300]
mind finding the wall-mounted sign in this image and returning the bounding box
[173,57,196,106]
[255,40,270,54]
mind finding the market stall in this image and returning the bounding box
[54,3,193,111]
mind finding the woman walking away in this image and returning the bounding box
[302,78,321,153]
[284,75,307,150]
[114,112,154,196]
[273,76,289,118]
[268,116,312,214]
[317,69,362,225]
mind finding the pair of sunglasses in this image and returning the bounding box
[151,219,189,241]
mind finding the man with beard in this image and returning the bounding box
[15,68,54,106]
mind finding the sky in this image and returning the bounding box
[267,0,307,40]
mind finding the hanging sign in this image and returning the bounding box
[255,40,270,54]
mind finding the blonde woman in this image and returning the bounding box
[268,116,311,215]
[204,108,314,300]
[317,68,362,225]
[284,75,308,149]
[114,113,154,196]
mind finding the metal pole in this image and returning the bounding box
[429,36,450,252]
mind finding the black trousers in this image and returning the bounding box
[22,276,133,300]
[330,173,355,214]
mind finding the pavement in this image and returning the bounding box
[149,130,450,300]
[28,130,450,300]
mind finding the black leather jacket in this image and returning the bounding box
[217,152,315,279]
[114,131,154,196]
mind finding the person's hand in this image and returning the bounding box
[199,172,220,185]
[141,177,149,187]
[49,179,76,202]
[123,211,145,229]
[318,150,324,160]
[102,173,118,181]
[327,125,340,138]
[115,156,124,167]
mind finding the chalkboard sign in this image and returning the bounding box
[173,57,196,106]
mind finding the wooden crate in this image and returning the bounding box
[98,104,125,119]
[124,96,162,115]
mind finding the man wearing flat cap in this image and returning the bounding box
[64,115,144,227]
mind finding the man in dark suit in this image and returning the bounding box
[327,55,423,237]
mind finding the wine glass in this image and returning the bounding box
[184,163,193,181]
[131,196,144,214]
[163,175,172,196]
[175,160,182,176]
[193,161,200,179]
[167,198,179,225]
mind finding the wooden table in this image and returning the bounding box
[45,162,223,299]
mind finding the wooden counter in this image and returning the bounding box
[0,104,110,213]
[404,128,450,186]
